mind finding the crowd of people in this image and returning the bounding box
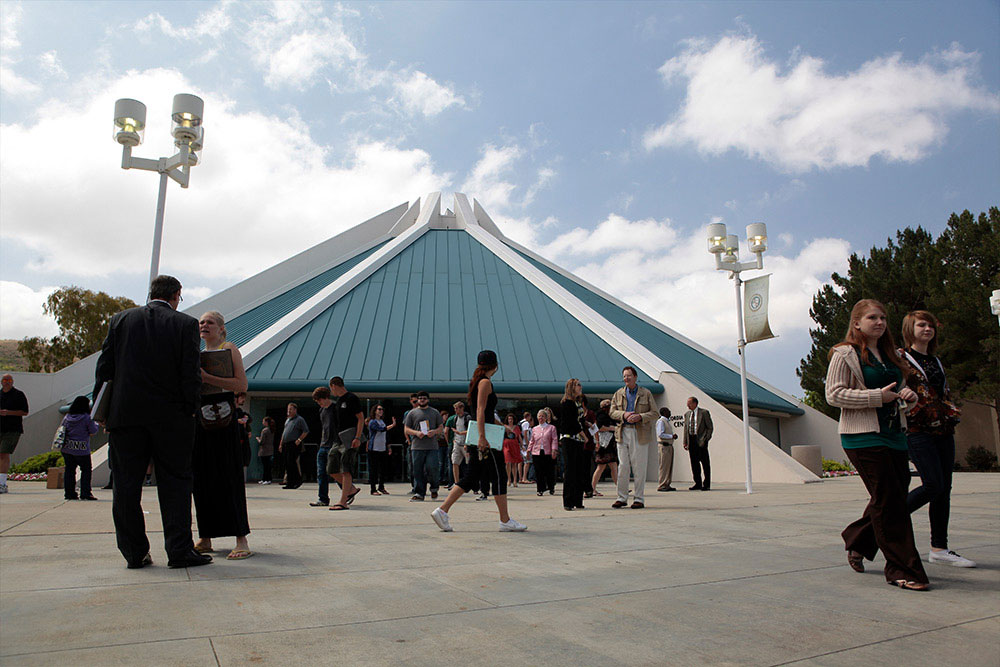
[0,277,981,594]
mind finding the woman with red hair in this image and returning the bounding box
[825,299,927,591]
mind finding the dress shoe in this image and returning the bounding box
[701,486,710,491]
[657,486,675,492]
[631,501,645,509]
[127,553,153,569]
[689,484,702,491]
[168,550,213,569]
[611,500,627,508]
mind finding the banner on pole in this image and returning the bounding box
[743,274,776,344]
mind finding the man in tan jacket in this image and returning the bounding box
[609,366,658,509]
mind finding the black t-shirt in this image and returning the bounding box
[0,387,29,434]
[908,349,946,396]
[319,404,338,447]
[335,391,363,436]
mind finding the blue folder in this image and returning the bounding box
[465,420,505,450]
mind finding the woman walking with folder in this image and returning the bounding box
[192,311,253,561]
[431,350,527,533]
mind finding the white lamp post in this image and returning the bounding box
[113,94,205,294]
[706,221,768,494]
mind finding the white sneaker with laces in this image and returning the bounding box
[928,549,976,567]
[431,507,453,532]
[499,518,527,532]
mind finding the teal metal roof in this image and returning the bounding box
[246,230,661,394]
[513,249,803,415]
[225,242,389,348]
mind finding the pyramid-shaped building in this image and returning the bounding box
[189,192,838,484]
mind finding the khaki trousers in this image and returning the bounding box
[658,442,674,488]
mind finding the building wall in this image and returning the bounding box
[655,371,819,484]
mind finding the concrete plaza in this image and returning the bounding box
[1,473,997,666]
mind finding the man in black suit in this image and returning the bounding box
[95,275,211,569]
[683,396,714,491]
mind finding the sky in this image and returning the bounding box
[1,0,997,398]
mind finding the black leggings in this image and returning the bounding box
[258,455,273,482]
[63,452,92,498]
[368,449,388,491]
[457,448,507,496]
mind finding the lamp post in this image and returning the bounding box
[706,222,768,494]
[113,94,205,294]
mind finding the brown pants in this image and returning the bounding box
[657,443,674,489]
[842,446,928,584]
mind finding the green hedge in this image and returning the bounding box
[10,451,65,474]
[822,458,854,472]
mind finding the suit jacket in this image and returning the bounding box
[94,301,201,429]
[683,407,713,447]
[609,385,658,445]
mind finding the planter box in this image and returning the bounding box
[46,466,65,489]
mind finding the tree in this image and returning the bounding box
[17,287,137,372]
[798,208,999,419]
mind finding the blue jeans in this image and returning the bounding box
[411,448,440,497]
[317,447,331,503]
[439,446,452,485]
[906,432,955,550]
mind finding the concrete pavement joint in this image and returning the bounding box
[769,613,1000,666]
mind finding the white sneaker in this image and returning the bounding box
[499,518,527,532]
[928,549,976,567]
[431,507,453,532]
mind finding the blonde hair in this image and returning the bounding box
[201,311,227,341]
[562,378,580,402]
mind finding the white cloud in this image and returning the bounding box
[0,1,39,96]
[644,34,1000,172]
[38,51,66,78]
[459,143,559,246]
[391,70,465,117]
[534,212,850,352]
[0,282,59,339]
[133,1,465,118]
[0,68,452,285]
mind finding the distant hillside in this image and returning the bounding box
[0,340,29,372]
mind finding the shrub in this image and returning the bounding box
[965,446,998,472]
[9,451,65,474]
[822,458,854,472]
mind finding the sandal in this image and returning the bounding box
[345,487,361,505]
[226,549,253,560]
[888,579,929,591]
[593,491,604,497]
[194,544,214,554]
[329,504,350,511]
[847,550,865,573]
[370,490,381,496]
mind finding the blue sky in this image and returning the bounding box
[1,0,997,398]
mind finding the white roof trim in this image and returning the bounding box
[240,213,432,369]
[499,235,807,409]
[463,223,676,382]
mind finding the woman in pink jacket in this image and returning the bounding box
[529,409,558,496]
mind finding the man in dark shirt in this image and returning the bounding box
[279,403,309,489]
[310,386,339,507]
[0,374,30,494]
[328,376,363,509]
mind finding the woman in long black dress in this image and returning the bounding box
[193,311,252,560]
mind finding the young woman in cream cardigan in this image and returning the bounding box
[825,299,928,591]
